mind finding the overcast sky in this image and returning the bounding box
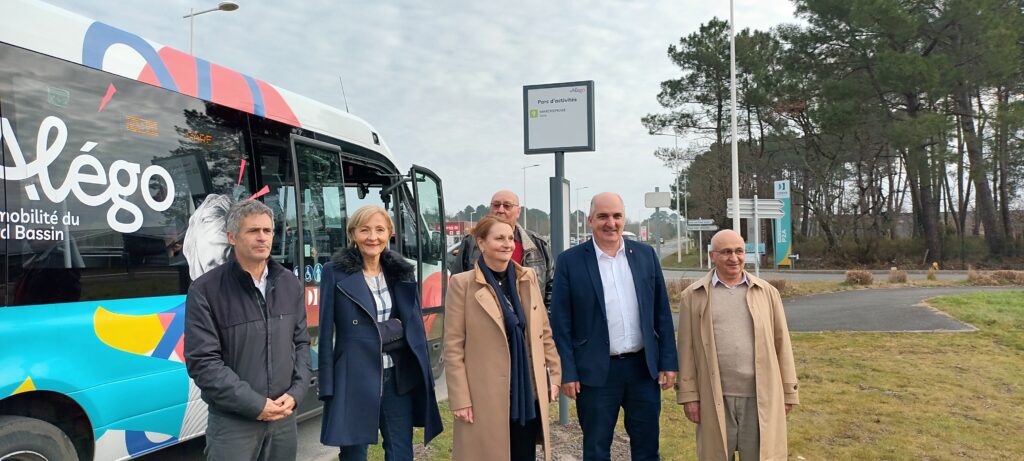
[47,0,798,221]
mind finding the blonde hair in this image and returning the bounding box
[346,205,394,246]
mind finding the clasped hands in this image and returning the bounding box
[258,393,296,421]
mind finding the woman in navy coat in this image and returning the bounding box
[318,205,443,460]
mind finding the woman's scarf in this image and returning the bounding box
[478,256,537,426]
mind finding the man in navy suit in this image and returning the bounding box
[550,192,678,461]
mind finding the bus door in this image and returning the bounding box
[258,134,345,411]
[288,134,346,365]
[408,165,446,375]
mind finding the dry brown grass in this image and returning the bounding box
[844,270,874,285]
[967,269,1024,286]
[766,279,788,293]
[887,268,908,283]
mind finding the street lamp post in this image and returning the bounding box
[183,2,239,55]
[677,169,683,262]
[575,185,589,243]
[729,0,741,232]
[682,173,689,254]
[521,163,540,230]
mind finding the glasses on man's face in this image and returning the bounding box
[713,248,745,257]
[490,201,519,210]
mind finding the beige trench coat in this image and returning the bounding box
[444,263,562,461]
[676,271,799,461]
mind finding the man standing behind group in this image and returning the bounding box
[450,189,553,305]
[185,200,312,461]
[550,192,678,461]
[676,229,799,461]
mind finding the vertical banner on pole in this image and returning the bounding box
[774,180,792,266]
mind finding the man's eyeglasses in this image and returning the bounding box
[490,201,519,210]
[712,248,746,257]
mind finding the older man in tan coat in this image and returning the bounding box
[676,229,799,461]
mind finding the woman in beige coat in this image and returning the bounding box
[444,216,561,461]
[676,270,800,461]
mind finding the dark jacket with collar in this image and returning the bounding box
[317,247,443,446]
[549,238,679,386]
[450,223,553,306]
[184,256,312,420]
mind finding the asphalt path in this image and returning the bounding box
[663,268,966,282]
[782,286,1019,332]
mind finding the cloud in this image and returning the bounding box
[45,0,796,221]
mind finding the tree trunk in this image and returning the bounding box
[905,94,942,263]
[996,87,1014,240]
[955,85,1004,255]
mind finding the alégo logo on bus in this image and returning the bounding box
[0,115,175,234]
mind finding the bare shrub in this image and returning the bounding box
[888,269,908,284]
[845,270,874,286]
[970,273,997,286]
[667,278,696,308]
[667,278,695,294]
[992,270,1019,284]
[767,279,788,295]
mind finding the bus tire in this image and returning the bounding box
[0,416,78,461]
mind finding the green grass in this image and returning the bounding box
[668,290,1024,459]
[366,291,1024,460]
[659,251,705,269]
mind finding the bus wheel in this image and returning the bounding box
[0,416,78,461]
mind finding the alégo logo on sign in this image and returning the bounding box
[0,115,175,235]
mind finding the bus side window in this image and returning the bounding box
[0,43,251,304]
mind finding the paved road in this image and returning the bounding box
[663,268,966,282]
[671,286,1018,334]
[783,286,1018,332]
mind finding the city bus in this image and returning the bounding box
[0,1,447,459]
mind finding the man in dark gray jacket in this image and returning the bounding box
[449,189,554,305]
[185,200,311,461]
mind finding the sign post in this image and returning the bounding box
[524,80,595,426]
[645,189,672,258]
[773,180,792,267]
[727,198,785,277]
[686,220,718,269]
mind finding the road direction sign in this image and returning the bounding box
[726,198,785,219]
[687,224,719,232]
[687,218,714,226]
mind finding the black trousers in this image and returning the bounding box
[509,401,541,461]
